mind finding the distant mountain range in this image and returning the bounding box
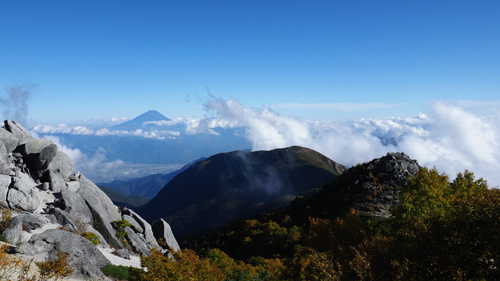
[39,110,250,181]
[136,146,345,240]
[97,158,204,207]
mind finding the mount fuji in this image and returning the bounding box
[110,110,173,131]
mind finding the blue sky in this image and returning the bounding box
[1,0,499,124]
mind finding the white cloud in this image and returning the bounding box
[205,98,500,187]
[43,135,125,175]
[110,117,130,123]
[31,124,94,135]
[32,123,180,140]
[143,118,184,127]
[93,128,180,139]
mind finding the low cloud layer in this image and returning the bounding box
[205,98,500,187]
[31,124,182,140]
[30,117,232,139]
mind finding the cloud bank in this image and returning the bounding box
[31,124,182,140]
[30,117,235,139]
[205,98,500,187]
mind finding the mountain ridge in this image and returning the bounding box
[137,146,345,240]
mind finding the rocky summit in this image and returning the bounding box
[0,120,179,280]
[279,152,422,224]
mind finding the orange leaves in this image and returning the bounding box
[140,248,225,281]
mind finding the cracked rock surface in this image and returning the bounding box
[0,120,180,280]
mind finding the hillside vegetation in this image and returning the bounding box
[138,167,500,281]
[138,146,345,239]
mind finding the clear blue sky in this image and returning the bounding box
[1,0,499,124]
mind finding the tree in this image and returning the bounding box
[140,248,225,281]
[389,168,500,280]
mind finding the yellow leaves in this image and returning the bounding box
[0,207,13,233]
[157,237,168,248]
[0,243,36,281]
[140,248,225,281]
[139,247,286,281]
[244,219,259,229]
[286,246,342,281]
[36,251,73,281]
[81,232,99,245]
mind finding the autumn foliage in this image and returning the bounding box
[174,168,500,281]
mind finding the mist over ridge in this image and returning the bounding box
[198,97,500,187]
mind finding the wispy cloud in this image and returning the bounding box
[272,102,406,112]
[0,85,35,125]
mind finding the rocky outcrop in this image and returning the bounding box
[4,219,22,244]
[153,219,180,252]
[17,229,110,280]
[0,127,20,153]
[0,120,180,280]
[0,142,11,175]
[4,121,32,147]
[0,174,10,206]
[121,208,158,249]
[8,177,40,212]
[76,175,124,249]
[353,152,421,217]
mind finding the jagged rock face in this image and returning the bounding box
[366,152,420,184]
[57,188,93,224]
[152,218,180,252]
[0,120,180,280]
[0,127,20,153]
[0,175,10,206]
[0,142,11,175]
[120,207,160,256]
[351,152,422,218]
[8,177,40,212]
[4,121,32,148]
[283,152,422,223]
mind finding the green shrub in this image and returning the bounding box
[0,233,6,242]
[101,264,133,280]
[81,232,99,245]
[112,220,131,239]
